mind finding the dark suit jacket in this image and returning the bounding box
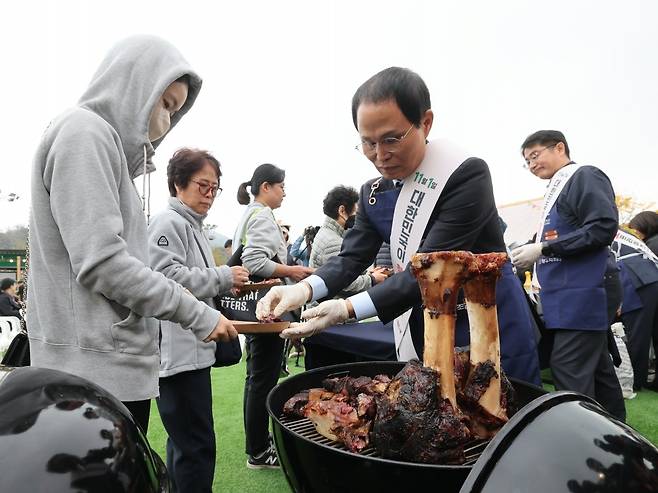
[617,243,658,289]
[315,157,506,324]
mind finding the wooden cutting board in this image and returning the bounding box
[230,320,290,333]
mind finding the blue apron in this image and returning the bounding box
[536,202,608,330]
[618,262,643,314]
[365,184,541,385]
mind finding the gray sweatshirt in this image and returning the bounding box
[233,202,289,278]
[148,198,233,377]
[27,36,221,401]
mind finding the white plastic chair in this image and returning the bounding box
[0,317,21,353]
[0,320,13,353]
[0,316,21,334]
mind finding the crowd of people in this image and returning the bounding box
[14,34,658,492]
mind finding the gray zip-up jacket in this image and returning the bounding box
[309,216,372,294]
[148,198,234,377]
[27,36,221,401]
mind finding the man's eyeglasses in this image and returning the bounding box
[355,124,415,156]
[523,144,558,168]
[191,179,222,197]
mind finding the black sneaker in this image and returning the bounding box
[247,445,280,469]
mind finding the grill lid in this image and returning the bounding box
[460,391,658,493]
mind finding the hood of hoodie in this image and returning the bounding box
[78,35,202,179]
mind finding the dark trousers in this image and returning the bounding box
[123,399,151,433]
[604,269,623,366]
[551,329,626,421]
[622,281,658,389]
[243,333,284,456]
[157,367,215,493]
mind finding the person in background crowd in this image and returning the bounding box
[278,222,296,266]
[14,277,26,304]
[290,226,319,266]
[613,228,658,391]
[148,148,249,493]
[26,36,237,433]
[224,238,233,258]
[0,278,22,319]
[373,242,393,269]
[234,163,314,469]
[279,222,291,244]
[310,185,389,295]
[258,67,540,386]
[512,130,625,421]
[629,211,658,257]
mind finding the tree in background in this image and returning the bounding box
[0,225,28,249]
[616,195,657,229]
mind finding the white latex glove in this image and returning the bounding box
[280,299,350,339]
[256,282,312,320]
[511,243,543,270]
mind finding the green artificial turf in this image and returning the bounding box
[146,358,306,493]
[146,361,658,493]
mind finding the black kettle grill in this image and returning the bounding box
[267,361,658,493]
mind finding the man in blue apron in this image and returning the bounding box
[511,130,625,420]
[257,67,540,385]
[613,230,658,391]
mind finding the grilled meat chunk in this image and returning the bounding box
[372,360,471,464]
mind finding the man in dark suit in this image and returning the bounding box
[511,130,625,420]
[257,67,540,384]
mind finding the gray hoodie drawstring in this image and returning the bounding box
[142,145,151,224]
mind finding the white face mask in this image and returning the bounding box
[148,103,171,142]
[147,80,189,142]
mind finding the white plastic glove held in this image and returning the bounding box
[280,299,349,339]
[256,283,311,320]
[511,243,543,270]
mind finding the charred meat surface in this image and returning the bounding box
[283,390,310,418]
[453,348,471,395]
[322,374,391,397]
[372,360,471,464]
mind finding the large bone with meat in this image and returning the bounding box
[462,252,509,436]
[411,251,474,410]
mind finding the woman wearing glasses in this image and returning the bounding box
[147,148,249,493]
[258,67,541,386]
[233,163,314,469]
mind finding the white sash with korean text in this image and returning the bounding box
[390,139,470,361]
[614,229,658,267]
[531,163,582,292]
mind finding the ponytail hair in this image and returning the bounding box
[237,181,251,205]
[236,163,286,205]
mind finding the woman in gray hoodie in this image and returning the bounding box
[148,148,249,492]
[27,36,238,432]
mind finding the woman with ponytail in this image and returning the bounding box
[233,163,314,469]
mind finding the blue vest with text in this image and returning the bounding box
[536,202,608,330]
